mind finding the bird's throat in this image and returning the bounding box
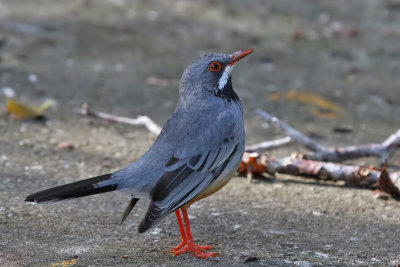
[214,77,239,102]
[217,65,232,90]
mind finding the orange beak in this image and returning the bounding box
[229,49,254,66]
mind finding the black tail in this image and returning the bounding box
[25,173,117,203]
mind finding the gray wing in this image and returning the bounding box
[138,111,239,233]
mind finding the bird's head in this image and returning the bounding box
[179,49,254,104]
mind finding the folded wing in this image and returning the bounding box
[138,111,238,233]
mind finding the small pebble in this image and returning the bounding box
[294,260,313,267]
[1,87,15,98]
[148,227,162,235]
[233,224,241,230]
[28,74,38,83]
[314,252,329,258]
[58,142,75,149]
[312,211,322,217]
[30,164,43,171]
[244,256,258,263]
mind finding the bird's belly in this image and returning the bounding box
[183,155,242,207]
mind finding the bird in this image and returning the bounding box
[25,49,254,258]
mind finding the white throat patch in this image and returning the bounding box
[218,65,233,90]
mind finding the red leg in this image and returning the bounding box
[171,210,186,251]
[171,207,216,258]
[181,208,212,252]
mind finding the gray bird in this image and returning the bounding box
[26,49,253,258]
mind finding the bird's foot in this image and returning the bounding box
[170,241,215,258]
[171,242,211,252]
[170,239,186,251]
[170,207,217,258]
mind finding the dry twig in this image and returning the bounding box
[239,152,400,192]
[80,104,162,135]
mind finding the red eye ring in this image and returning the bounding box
[208,61,221,72]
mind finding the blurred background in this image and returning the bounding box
[1,0,400,266]
[1,0,400,143]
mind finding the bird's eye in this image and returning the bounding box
[208,61,221,72]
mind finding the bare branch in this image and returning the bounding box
[305,143,394,164]
[256,109,328,152]
[80,104,162,135]
[245,137,292,152]
[256,109,400,164]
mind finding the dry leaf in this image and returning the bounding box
[48,259,77,267]
[239,152,267,176]
[378,166,400,199]
[268,91,344,119]
[58,142,75,149]
[6,98,52,119]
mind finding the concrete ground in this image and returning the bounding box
[1,1,400,266]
